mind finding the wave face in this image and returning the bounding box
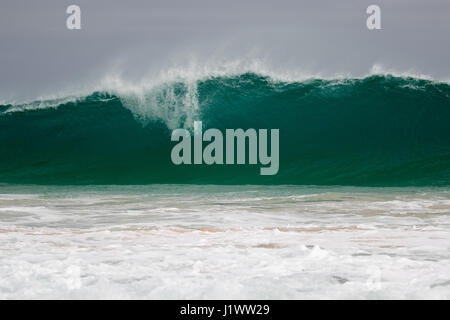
[1,73,450,186]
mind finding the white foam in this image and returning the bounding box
[0,185,449,299]
[1,60,448,129]
[368,64,435,81]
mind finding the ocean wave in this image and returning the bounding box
[1,72,449,186]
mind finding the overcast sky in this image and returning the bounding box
[1,0,449,101]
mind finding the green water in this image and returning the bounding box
[1,74,449,185]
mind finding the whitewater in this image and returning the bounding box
[0,184,449,299]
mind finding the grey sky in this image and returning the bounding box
[0,0,449,101]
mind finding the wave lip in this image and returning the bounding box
[1,73,450,186]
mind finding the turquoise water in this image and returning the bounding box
[1,74,449,185]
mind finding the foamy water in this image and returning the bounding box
[0,185,449,299]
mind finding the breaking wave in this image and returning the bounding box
[1,73,450,185]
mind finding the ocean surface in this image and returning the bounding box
[0,73,449,299]
[0,184,449,299]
